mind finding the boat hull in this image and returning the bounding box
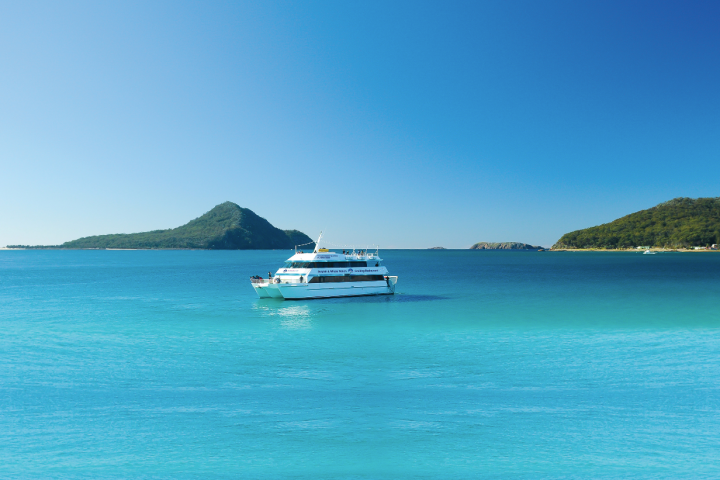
[259,277,398,300]
[252,282,283,298]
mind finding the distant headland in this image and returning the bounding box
[553,197,720,250]
[9,202,315,250]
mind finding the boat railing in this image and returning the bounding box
[344,253,377,260]
[250,278,270,285]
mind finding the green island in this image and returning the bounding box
[553,197,720,249]
[10,202,314,250]
[470,242,542,250]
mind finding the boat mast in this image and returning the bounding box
[313,231,323,253]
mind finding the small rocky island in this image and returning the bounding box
[428,247,446,250]
[470,242,542,250]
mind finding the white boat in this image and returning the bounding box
[643,249,655,255]
[251,233,398,300]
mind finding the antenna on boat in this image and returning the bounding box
[313,231,323,253]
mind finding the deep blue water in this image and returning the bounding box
[1,250,720,479]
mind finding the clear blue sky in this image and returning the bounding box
[2,1,719,248]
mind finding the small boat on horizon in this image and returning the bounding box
[250,233,398,300]
[643,249,656,255]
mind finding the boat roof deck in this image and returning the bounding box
[288,251,380,262]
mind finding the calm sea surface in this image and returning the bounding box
[1,250,720,479]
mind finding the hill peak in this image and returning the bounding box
[60,203,313,250]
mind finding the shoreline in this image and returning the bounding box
[549,248,718,252]
[3,246,718,252]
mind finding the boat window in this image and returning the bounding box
[288,261,376,269]
[309,261,336,268]
[306,261,363,268]
[308,275,384,283]
[322,261,350,268]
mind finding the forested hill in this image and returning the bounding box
[554,197,720,249]
[57,202,314,250]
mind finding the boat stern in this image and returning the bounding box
[386,276,398,294]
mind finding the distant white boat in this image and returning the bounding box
[643,249,655,255]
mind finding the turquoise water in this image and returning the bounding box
[2,250,720,479]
